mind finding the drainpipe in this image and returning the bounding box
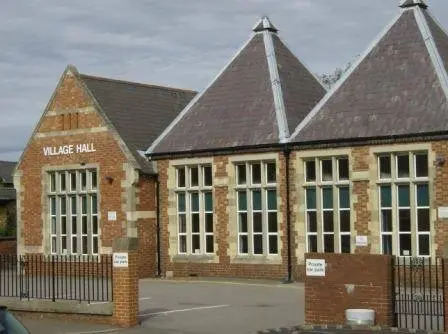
[156,177,161,277]
[284,145,293,283]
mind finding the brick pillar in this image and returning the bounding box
[305,253,394,326]
[112,237,139,328]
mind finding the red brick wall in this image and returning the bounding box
[0,238,16,255]
[16,71,132,253]
[38,112,103,133]
[351,147,372,255]
[305,253,393,326]
[47,74,91,111]
[112,243,139,327]
[136,175,157,278]
[431,142,448,257]
[157,153,298,280]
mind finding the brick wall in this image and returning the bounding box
[157,152,298,280]
[0,237,16,254]
[431,141,448,257]
[136,175,157,278]
[305,253,393,327]
[15,69,150,271]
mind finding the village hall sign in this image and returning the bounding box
[43,143,96,156]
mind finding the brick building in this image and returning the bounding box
[15,0,448,281]
[14,66,195,277]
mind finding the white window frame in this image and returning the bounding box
[48,169,99,255]
[416,183,430,257]
[203,192,214,253]
[237,190,249,254]
[397,184,411,256]
[379,185,393,256]
[50,196,57,253]
[190,192,200,254]
[304,156,351,254]
[338,187,351,253]
[177,192,187,254]
[175,165,213,255]
[235,161,278,256]
[321,187,334,253]
[377,152,430,257]
[305,188,317,253]
[266,189,278,255]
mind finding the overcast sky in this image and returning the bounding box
[1,0,448,161]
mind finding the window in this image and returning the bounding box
[176,165,213,255]
[236,161,278,255]
[48,169,98,255]
[378,152,430,256]
[304,157,351,253]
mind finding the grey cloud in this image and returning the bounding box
[1,0,448,161]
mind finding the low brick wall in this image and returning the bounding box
[4,238,140,328]
[0,237,16,255]
[305,253,393,327]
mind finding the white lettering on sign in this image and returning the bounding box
[113,253,129,268]
[306,259,326,277]
[43,143,96,156]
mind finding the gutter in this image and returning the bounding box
[283,145,293,283]
[156,177,162,277]
[147,130,448,161]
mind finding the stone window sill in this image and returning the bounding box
[231,255,282,265]
[172,254,218,263]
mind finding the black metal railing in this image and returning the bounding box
[0,254,113,303]
[393,256,445,332]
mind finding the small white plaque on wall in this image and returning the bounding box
[438,207,448,219]
[306,259,326,277]
[113,253,128,268]
[108,211,117,221]
[355,236,368,247]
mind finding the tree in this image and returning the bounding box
[318,62,352,90]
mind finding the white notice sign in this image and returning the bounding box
[113,253,129,268]
[306,259,326,277]
[356,235,368,247]
[438,207,448,219]
[108,211,117,221]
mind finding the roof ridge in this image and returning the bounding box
[79,73,197,94]
[288,10,404,142]
[414,7,448,100]
[425,10,448,38]
[262,30,289,142]
[145,33,258,154]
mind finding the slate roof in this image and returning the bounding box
[290,0,448,143]
[148,17,326,155]
[0,161,16,184]
[77,74,196,172]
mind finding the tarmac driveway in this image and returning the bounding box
[18,278,304,334]
[17,279,437,334]
[137,278,304,334]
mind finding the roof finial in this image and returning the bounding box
[399,0,428,9]
[253,16,278,33]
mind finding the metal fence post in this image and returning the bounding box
[52,255,55,302]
